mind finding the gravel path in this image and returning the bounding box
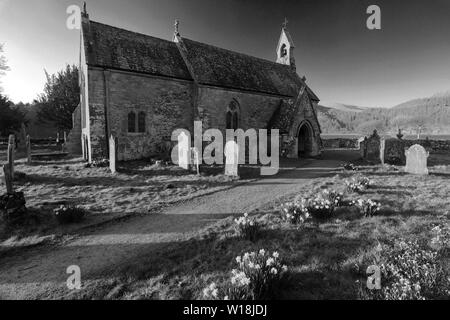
[0,151,355,299]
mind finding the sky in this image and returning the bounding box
[0,0,449,108]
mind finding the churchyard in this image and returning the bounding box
[0,135,448,299]
[48,154,449,300]
[0,139,260,244]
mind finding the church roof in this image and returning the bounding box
[181,38,302,97]
[82,21,193,80]
[81,19,319,99]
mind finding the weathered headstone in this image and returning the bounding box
[109,135,116,174]
[56,132,60,144]
[380,138,385,165]
[405,144,429,175]
[224,140,239,176]
[3,164,13,194]
[7,135,15,179]
[26,135,32,164]
[365,130,381,162]
[177,132,190,170]
[384,138,406,165]
[357,137,365,150]
[63,131,67,143]
[190,147,200,175]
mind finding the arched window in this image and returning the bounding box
[226,99,239,130]
[128,112,136,132]
[138,112,146,133]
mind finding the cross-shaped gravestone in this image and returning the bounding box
[405,144,429,175]
[178,132,190,170]
[224,140,239,177]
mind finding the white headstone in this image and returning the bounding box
[190,147,200,175]
[405,144,429,175]
[109,135,116,174]
[178,132,190,170]
[380,138,385,165]
[224,140,239,176]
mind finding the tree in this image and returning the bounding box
[0,94,25,136]
[37,64,80,131]
[0,43,10,92]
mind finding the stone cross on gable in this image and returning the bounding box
[282,17,288,29]
[174,20,180,35]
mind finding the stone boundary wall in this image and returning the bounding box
[322,137,450,153]
[402,139,450,153]
[321,138,358,149]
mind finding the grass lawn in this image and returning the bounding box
[61,163,450,300]
[0,148,261,243]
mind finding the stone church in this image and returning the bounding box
[66,7,322,162]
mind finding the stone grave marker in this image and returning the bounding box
[3,164,13,194]
[190,147,200,175]
[405,144,429,175]
[26,135,32,164]
[224,140,239,177]
[178,132,190,170]
[7,135,15,179]
[109,135,116,174]
[380,138,385,164]
[365,130,381,162]
[383,138,406,165]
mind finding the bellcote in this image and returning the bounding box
[276,18,296,70]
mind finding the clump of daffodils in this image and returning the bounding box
[321,189,344,207]
[431,224,450,249]
[352,198,381,217]
[280,199,309,224]
[362,240,449,300]
[307,196,335,220]
[234,213,261,241]
[202,250,288,300]
[345,175,371,193]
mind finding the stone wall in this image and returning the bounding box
[322,138,358,149]
[402,139,450,153]
[197,86,282,131]
[88,68,194,161]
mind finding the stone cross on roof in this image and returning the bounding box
[282,17,288,29]
[174,20,180,35]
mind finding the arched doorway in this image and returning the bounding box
[297,121,314,157]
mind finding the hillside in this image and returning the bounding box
[318,92,450,135]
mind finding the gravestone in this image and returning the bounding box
[357,137,365,150]
[7,135,15,179]
[177,132,190,170]
[224,140,239,176]
[190,147,200,175]
[56,132,60,144]
[109,135,116,174]
[365,130,381,162]
[3,164,13,194]
[405,144,429,175]
[26,135,32,164]
[384,138,406,165]
[379,138,385,164]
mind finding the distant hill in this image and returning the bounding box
[318,102,368,113]
[317,91,450,135]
